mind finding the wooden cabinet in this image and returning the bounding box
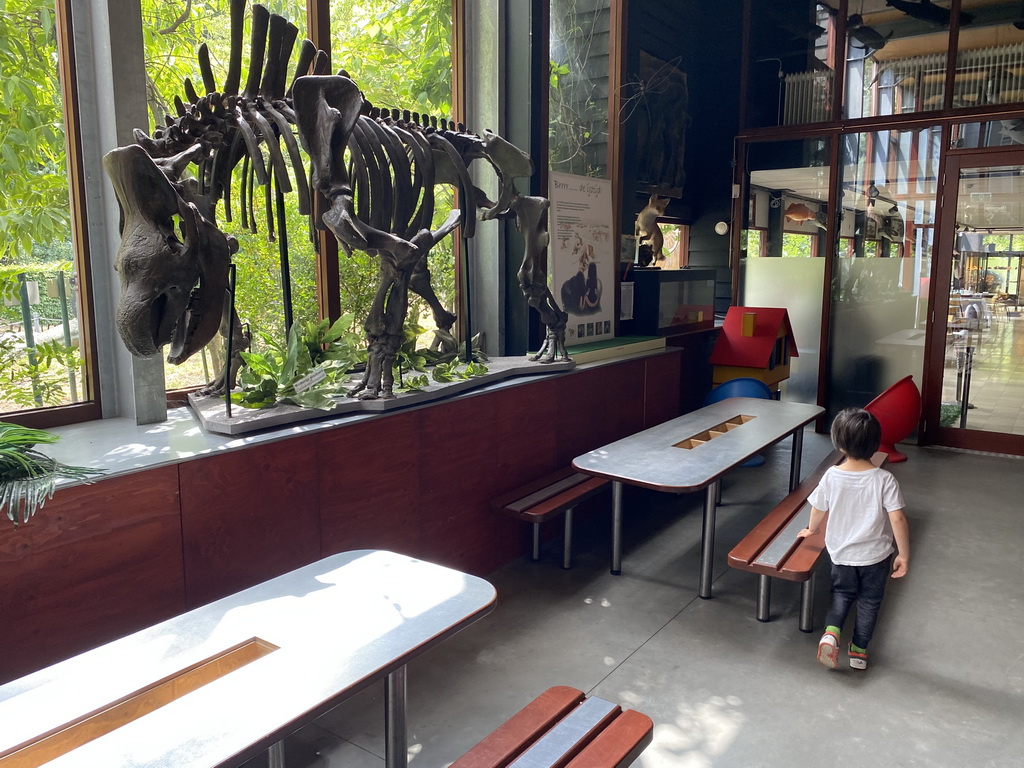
[0,351,683,683]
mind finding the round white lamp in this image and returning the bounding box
[714,221,729,235]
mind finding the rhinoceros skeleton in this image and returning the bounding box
[104,0,570,400]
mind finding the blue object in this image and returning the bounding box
[703,378,774,466]
[703,377,774,404]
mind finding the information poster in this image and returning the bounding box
[548,172,615,344]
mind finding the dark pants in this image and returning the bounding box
[824,557,891,650]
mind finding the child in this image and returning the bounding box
[797,407,910,671]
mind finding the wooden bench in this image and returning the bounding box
[727,449,888,631]
[492,468,610,569]
[450,685,654,768]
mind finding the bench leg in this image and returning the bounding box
[268,741,286,768]
[756,575,771,621]
[799,573,815,632]
[531,523,541,561]
[385,665,408,768]
[611,481,623,575]
[562,507,574,570]
[699,480,719,599]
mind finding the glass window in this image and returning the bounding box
[740,136,832,404]
[829,127,938,417]
[135,1,455,393]
[332,0,454,349]
[746,0,837,129]
[549,0,611,178]
[659,223,689,269]
[0,1,94,419]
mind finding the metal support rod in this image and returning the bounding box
[799,573,816,632]
[789,427,804,491]
[562,507,574,570]
[385,666,408,768]
[267,740,286,768]
[461,234,473,362]
[224,264,237,419]
[955,346,964,400]
[611,481,623,575]
[531,523,541,561]
[960,345,974,429]
[276,184,293,332]
[56,271,78,402]
[756,575,771,622]
[17,274,42,406]
[699,479,720,599]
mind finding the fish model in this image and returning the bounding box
[784,202,828,231]
[848,14,892,53]
[784,202,818,222]
[885,0,973,27]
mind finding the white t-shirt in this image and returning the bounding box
[807,466,905,566]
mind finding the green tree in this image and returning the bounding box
[0,1,68,266]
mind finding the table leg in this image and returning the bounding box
[699,479,720,599]
[385,665,408,768]
[611,481,623,575]
[789,427,804,492]
[268,741,286,768]
[563,507,574,570]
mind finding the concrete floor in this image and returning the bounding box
[246,430,1024,768]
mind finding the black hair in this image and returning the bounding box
[830,407,881,461]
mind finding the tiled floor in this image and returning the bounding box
[245,431,1024,767]
[943,309,1024,435]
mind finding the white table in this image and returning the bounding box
[573,398,823,597]
[0,550,496,768]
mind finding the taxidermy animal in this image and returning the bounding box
[104,0,570,401]
[848,14,892,53]
[635,194,670,263]
[885,0,973,27]
[784,202,826,230]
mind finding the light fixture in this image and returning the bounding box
[714,221,729,235]
[867,184,879,207]
[889,204,899,215]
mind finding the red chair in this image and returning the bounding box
[864,375,921,463]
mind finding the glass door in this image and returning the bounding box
[925,150,1024,455]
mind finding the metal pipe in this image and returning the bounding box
[17,274,42,406]
[385,666,408,768]
[276,184,293,333]
[56,271,78,402]
[960,345,974,429]
[699,480,720,599]
[562,507,574,570]
[268,741,285,768]
[611,481,623,575]
[756,575,771,622]
[789,427,804,491]
[224,264,237,419]
[799,574,815,632]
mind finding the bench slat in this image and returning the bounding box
[564,709,654,768]
[508,696,619,768]
[727,449,841,569]
[492,470,609,523]
[449,686,586,768]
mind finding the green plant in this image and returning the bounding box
[430,359,489,383]
[1,422,103,527]
[233,315,364,410]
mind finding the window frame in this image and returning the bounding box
[3,0,103,429]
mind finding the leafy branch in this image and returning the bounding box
[1,421,104,528]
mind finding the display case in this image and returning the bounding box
[620,268,716,336]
